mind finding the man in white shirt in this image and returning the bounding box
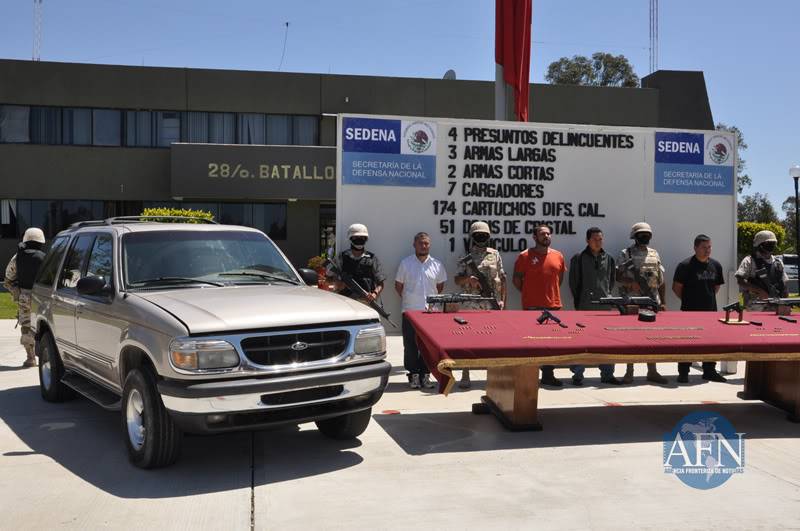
[395,232,447,389]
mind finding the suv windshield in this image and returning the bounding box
[123,230,299,288]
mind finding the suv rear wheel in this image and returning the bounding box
[37,331,74,402]
[315,407,372,440]
[121,368,182,468]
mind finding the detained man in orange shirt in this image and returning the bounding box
[513,225,571,386]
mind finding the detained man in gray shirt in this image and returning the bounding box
[568,227,622,385]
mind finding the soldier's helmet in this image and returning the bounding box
[347,223,369,239]
[629,222,653,239]
[753,230,777,247]
[22,227,45,244]
[469,221,491,235]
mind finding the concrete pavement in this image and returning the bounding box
[1,319,799,530]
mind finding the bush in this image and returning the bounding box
[737,221,785,259]
[140,207,214,224]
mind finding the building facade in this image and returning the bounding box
[0,59,713,269]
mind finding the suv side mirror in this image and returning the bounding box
[77,276,112,297]
[297,268,320,286]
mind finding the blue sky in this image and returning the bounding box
[2,0,798,211]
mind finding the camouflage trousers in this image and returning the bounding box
[18,290,35,359]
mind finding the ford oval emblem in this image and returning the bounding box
[290,341,309,351]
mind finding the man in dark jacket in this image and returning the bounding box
[3,228,47,367]
[568,227,621,385]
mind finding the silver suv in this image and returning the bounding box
[30,217,390,468]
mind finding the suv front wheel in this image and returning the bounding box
[121,368,182,468]
[315,407,372,440]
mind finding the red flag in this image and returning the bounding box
[495,0,532,121]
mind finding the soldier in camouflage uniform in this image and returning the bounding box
[3,228,47,368]
[454,221,507,388]
[616,222,669,384]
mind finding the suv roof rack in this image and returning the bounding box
[66,216,218,230]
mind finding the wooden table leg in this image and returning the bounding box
[739,360,800,422]
[472,364,542,431]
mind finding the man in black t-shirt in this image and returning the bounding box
[671,234,727,383]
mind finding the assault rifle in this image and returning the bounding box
[591,296,660,315]
[755,297,800,307]
[324,259,396,327]
[426,293,500,312]
[463,255,501,310]
[752,267,782,298]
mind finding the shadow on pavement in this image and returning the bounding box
[0,365,29,372]
[254,429,363,484]
[1,385,369,494]
[374,402,800,456]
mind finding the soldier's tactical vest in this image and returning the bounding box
[619,245,661,303]
[341,251,378,294]
[751,253,785,296]
[16,244,46,290]
[459,248,503,300]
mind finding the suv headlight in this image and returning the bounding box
[354,326,386,358]
[169,339,240,371]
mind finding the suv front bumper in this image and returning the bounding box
[157,361,391,433]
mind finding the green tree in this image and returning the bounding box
[716,123,750,193]
[545,52,639,87]
[738,193,779,223]
[737,221,786,260]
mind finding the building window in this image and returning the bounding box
[61,200,104,228]
[125,111,152,147]
[237,113,266,145]
[1,199,18,238]
[209,112,235,144]
[0,105,31,143]
[253,203,287,241]
[293,115,318,146]
[63,108,92,145]
[182,111,209,143]
[30,106,62,144]
[266,114,291,145]
[219,203,252,226]
[155,111,181,147]
[15,199,105,239]
[92,109,122,146]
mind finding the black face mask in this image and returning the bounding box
[472,233,490,246]
[760,242,776,254]
[350,237,367,250]
[635,233,651,246]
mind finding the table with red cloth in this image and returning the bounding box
[405,309,800,430]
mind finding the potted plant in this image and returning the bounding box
[307,255,328,289]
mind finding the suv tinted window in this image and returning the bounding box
[35,236,69,287]
[58,234,95,290]
[123,230,296,286]
[85,234,113,286]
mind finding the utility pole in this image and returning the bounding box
[649,0,659,73]
[33,0,43,61]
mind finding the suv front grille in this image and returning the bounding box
[240,331,349,366]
